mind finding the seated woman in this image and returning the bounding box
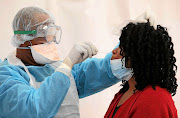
[105,22,178,118]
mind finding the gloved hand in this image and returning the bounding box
[135,9,157,29]
[63,42,98,68]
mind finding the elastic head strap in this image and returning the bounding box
[14,30,37,34]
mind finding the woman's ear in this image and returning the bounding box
[125,57,131,68]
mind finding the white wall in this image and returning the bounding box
[0,0,179,117]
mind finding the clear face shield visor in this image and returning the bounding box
[46,26,61,44]
[14,23,62,45]
[36,24,62,44]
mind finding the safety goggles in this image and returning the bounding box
[14,23,62,44]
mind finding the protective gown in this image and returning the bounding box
[0,51,121,118]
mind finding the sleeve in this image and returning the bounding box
[71,52,121,98]
[0,65,70,118]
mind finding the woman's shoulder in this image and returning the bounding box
[130,85,178,117]
[141,85,171,97]
[136,85,174,105]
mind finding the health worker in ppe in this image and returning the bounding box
[0,7,156,118]
[0,6,129,118]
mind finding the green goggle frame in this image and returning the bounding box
[14,30,37,34]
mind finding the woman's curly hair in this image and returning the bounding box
[119,22,178,96]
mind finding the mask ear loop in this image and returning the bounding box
[29,40,33,46]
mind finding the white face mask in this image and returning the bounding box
[30,43,60,64]
[110,58,133,81]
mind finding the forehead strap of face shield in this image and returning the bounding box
[14,30,37,34]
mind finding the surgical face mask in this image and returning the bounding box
[18,42,60,64]
[30,43,60,64]
[110,58,133,81]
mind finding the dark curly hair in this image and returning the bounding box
[119,22,178,96]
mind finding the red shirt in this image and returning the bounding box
[104,85,178,118]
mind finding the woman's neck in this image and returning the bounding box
[127,77,137,92]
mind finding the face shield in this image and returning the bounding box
[36,23,62,44]
[14,22,62,45]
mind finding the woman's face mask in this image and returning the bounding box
[110,58,133,81]
[111,47,133,81]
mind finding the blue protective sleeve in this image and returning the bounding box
[0,65,70,118]
[71,52,121,98]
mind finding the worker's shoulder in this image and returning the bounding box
[0,60,22,73]
[0,63,17,70]
[0,60,29,84]
[137,85,173,105]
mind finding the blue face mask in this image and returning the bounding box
[110,58,133,81]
